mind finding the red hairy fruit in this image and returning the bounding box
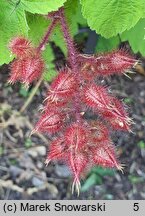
[8,59,22,84]
[107,50,136,72]
[9,37,32,57]
[81,62,96,81]
[34,110,64,134]
[8,36,44,86]
[46,71,76,104]
[45,138,68,163]
[90,120,109,142]
[65,123,88,150]
[69,151,88,178]
[102,97,132,131]
[8,10,136,195]
[68,149,89,192]
[83,84,111,111]
[21,54,44,85]
[93,141,120,169]
[79,50,136,77]
[78,55,97,81]
[95,50,136,76]
[44,96,68,110]
[8,54,44,85]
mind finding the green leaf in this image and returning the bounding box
[26,13,50,45]
[80,0,145,38]
[43,46,57,81]
[124,97,133,104]
[51,25,67,55]
[120,18,145,55]
[22,0,67,14]
[65,0,87,29]
[96,35,120,53]
[128,175,144,184]
[27,0,87,59]
[19,85,29,97]
[27,13,56,81]
[24,138,33,148]
[51,0,87,55]
[0,0,29,65]
[137,140,145,149]
[91,167,115,177]
[0,146,4,156]
[81,173,102,192]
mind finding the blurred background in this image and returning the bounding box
[1,27,145,200]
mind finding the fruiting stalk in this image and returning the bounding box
[58,7,81,123]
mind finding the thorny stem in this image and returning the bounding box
[58,8,83,193]
[58,7,82,123]
[20,18,58,113]
[58,8,78,71]
[37,18,58,52]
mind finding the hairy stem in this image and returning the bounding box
[58,7,81,122]
[58,8,78,71]
[20,18,58,112]
[37,18,58,52]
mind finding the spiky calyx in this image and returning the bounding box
[8,59,23,84]
[8,37,45,86]
[44,120,121,194]
[83,84,112,111]
[101,98,133,131]
[33,109,64,134]
[90,120,109,142]
[35,14,136,193]
[8,8,137,195]
[45,138,66,162]
[9,37,32,57]
[79,50,136,79]
[45,70,76,104]
[21,54,44,85]
[8,53,44,86]
[8,17,58,87]
[65,123,88,150]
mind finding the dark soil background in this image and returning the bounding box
[0,54,145,200]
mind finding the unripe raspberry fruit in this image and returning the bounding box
[21,54,44,85]
[46,138,67,163]
[9,54,44,86]
[46,71,76,104]
[8,59,22,84]
[65,123,88,150]
[9,37,32,57]
[34,110,64,134]
[84,84,111,111]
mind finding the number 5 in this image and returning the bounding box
[133,203,139,211]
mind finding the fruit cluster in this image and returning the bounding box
[9,37,44,87]
[8,7,136,194]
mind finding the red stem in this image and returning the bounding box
[58,8,81,122]
[58,8,78,72]
[37,18,58,52]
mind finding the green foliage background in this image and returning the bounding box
[0,0,145,81]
